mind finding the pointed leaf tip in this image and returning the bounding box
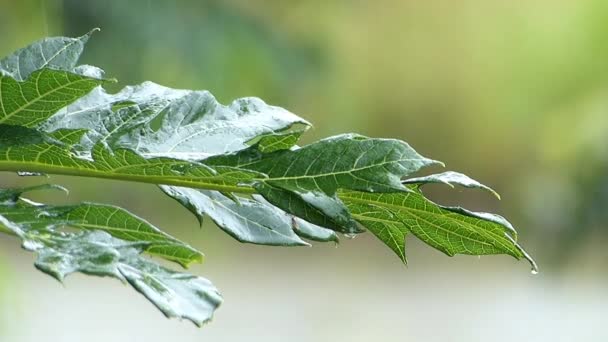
[404,171,501,199]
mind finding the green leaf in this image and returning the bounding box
[0,185,220,326]
[0,185,203,266]
[253,130,305,153]
[210,134,438,193]
[0,69,104,127]
[346,202,408,264]
[42,82,310,160]
[339,183,537,271]
[0,125,262,193]
[403,171,501,199]
[161,186,308,246]
[0,29,98,81]
[207,134,440,233]
[253,180,359,233]
[23,229,220,326]
[0,30,106,128]
[0,183,68,203]
[290,217,339,243]
[251,193,339,243]
[0,31,539,328]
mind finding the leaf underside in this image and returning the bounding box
[0,31,537,326]
[0,185,218,326]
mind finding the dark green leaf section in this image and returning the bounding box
[0,185,203,266]
[207,134,440,233]
[250,191,340,243]
[253,181,359,233]
[340,185,537,272]
[347,202,408,264]
[251,192,340,243]
[208,134,439,194]
[161,186,309,246]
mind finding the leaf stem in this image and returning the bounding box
[0,161,257,194]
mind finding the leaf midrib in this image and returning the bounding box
[341,193,518,254]
[0,158,257,194]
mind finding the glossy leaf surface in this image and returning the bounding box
[0,185,218,326]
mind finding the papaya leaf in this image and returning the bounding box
[251,194,339,243]
[18,229,220,326]
[403,171,501,199]
[0,69,105,127]
[291,218,340,243]
[339,175,537,272]
[0,30,106,128]
[0,31,538,328]
[0,29,99,81]
[0,185,218,326]
[0,125,263,193]
[206,134,440,233]
[161,186,309,246]
[252,130,305,153]
[0,185,203,267]
[42,82,310,161]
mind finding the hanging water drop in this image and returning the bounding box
[36,211,59,218]
[17,171,44,177]
[22,240,44,251]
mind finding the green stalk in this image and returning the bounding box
[0,161,257,194]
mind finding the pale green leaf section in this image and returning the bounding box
[161,186,309,246]
[403,171,501,199]
[291,217,339,243]
[0,29,98,81]
[42,82,310,160]
[22,229,220,326]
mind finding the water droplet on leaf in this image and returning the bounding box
[17,171,44,177]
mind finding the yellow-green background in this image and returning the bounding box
[1,0,607,341]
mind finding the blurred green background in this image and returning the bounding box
[1,0,607,341]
